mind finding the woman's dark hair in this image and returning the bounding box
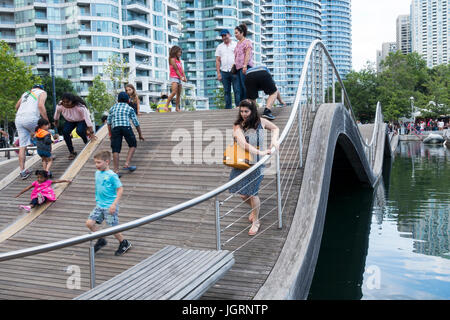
[125,83,138,103]
[235,24,248,37]
[35,118,50,132]
[61,92,87,107]
[169,46,182,62]
[234,99,260,130]
[35,170,48,179]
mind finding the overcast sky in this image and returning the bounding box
[352,0,413,71]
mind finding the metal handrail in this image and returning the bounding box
[0,146,36,152]
[0,40,381,264]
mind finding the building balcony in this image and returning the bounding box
[124,19,150,28]
[126,2,150,14]
[0,20,15,29]
[124,34,151,43]
[166,0,179,10]
[167,12,178,25]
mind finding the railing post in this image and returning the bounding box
[89,238,96,289]
[276,151,282,229]
[215,196,221,251]
[332,72,336,103]
[322,51,326,104]
[311,51,315,112]
[298,103,303,168]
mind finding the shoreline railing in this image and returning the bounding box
[0,40,383,291]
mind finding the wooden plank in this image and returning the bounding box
[168,252,234,300]
[183,258,235,300]
[82,247,198,300]
[76,247,234,301]
[140,250,220,300]
[124,250,209,300]
[75,246,179,299]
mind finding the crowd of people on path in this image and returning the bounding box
[389,118,450,135]
[7,23,285,254]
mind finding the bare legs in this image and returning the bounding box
[166,82,182,112]
[112,147,136,173]
[42,156,53,173]
[240,195,261,235]
[86,219,124,243]
[18,147,26,172]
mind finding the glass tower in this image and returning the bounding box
[321,0,352,80]
[2,0,197,106]
[262,0,322,103]
[411,0,449,68]
[178,0,264,109]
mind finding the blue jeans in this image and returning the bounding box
[63,121,88,153]
[220,71,240,109]
[236,69,247,103]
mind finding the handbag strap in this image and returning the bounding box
[233,124,261,162]
[256,123,261,162]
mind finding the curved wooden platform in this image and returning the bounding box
[0,107,308,300]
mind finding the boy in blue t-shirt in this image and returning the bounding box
[86,150,132,256]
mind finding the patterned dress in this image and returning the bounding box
[228,123,265,196]
[31,180,56,202]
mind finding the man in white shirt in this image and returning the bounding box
[14,84,48,179]
[215,29,239,109]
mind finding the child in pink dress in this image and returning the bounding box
[15,170,72,212]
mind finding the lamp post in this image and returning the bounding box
[410,96,415,123]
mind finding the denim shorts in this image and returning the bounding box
[170,77,181,84]
[38,150,52,158]
[88,206,119,227]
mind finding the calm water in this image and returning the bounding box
[308,141,450,300]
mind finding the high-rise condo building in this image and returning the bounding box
[262,0,322,103]
[396,14,412,54]
[321,0,352,80]
[376,42,398,73]
[1,0,197,108]
[411,0,449,67]
[178,0,264,109]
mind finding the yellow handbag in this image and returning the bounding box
[223,129,260,170]
[223,141,253,170]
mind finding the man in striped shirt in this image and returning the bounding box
[107,92,145,176]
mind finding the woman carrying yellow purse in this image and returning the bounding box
[228,99,279,236]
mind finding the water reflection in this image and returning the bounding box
[309,141,450,300]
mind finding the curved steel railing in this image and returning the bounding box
[0,40,384,289]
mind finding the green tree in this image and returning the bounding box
[378,52,429,120]
[104,54,129,95]
[212,87,226,109]
[86,75,115,124]
[0,40,39,128]
[41,75,76,123]
[342,63,379,122]
[422,64,450,117]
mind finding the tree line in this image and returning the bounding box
[341,51,449,122]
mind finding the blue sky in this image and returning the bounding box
[352,0,412,71]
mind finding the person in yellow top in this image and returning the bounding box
[156,94,172,113]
